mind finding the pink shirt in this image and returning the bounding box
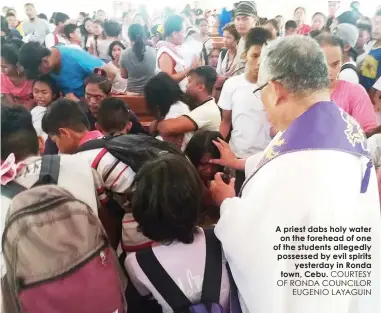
[331,80,377,132]
[125,229,230,313]
[0,73,34,110]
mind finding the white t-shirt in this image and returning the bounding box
[30,106,48,141]
[218,73,271,158]
[156,101,193,151]
[45,32,69,48]
[339,61,359,84]
[373,76,381,91]
[367,134,381,169]
[184,98,221,132]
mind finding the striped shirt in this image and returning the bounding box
[77,145,152,252]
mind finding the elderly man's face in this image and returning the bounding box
[320,44,342,88]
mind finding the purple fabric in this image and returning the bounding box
[241,101,372,195]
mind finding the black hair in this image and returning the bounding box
[128,23,146,62]
[377,9,381,17]
[85,69,113,95]
[64,23,78,39]
[103,20,121,37]
[54,12,70,25]
[19,42,51,80]
[324,17,335,32]
[188,66,217,95]
[337,11,358,25]
[294,7,306,14]
[108,40,126,60]
[164,15,183,37]
[245,27,272,52]
[1,15,12,40]
[309,29,322,38]
[38,13,48,20]
[285,20,297,30]
[312,12,327,21]
[131,154,203,244]
[222,22,240,41]
[80,17,92,44]
[144,72,193,119]
[1,43,19,66]
[32,75,60,99]
[151,24,164,41]
[97,97,130,134]
[265,19,280,36]
[5,12,16,18]
[24,3,34,8]
[315,34,344,51]
[357,23,372,34]
[42,98,90,135]
[79,12,87,18]
[185,130,223,169]
[1,105,39,162]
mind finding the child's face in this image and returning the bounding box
[33,81,54,106]
[85,83,107,118]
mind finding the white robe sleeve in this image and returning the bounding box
[215,150,381,313]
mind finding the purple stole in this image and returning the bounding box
[240,101,372,196]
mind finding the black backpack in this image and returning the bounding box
[135,229,225,313]
[76,134,183,173]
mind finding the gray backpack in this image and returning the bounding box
[1,156,127,313]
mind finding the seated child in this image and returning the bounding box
[185,130,228,226]
[125,154,230,313]
[96,97,132,136]
[31,76,60,142]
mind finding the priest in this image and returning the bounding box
[209,36,381,313]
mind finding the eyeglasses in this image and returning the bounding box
[253,76,285,99]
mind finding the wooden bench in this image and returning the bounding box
[115,95,154,129]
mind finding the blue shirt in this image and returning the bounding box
[50,46,104,98]
[360,46,381,91]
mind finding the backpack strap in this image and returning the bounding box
[340,63,359,77]
[220,48,228,62]
[34,155,61,186]
[136,228,223,311]
[200,228,222,304]
[136,247,192,311]
[1,181,27,199]
[75,137,111,153]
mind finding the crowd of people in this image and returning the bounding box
[1,1,381,313]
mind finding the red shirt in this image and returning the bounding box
[297,24,311,35]
[1,73,34,109]
[78,130,103,147]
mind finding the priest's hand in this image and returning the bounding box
[209,172,236,207]
[209,138,245,170]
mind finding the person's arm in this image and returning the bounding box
[220,110,232,139]
[158,53,190,82]
[157,116,197,136]
[86,37,95,56]
[44,33,55,48]
[209,138,246,170]
[120,66,128,79]
[351,85,377,132]
[370,87,381,112]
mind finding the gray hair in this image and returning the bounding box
[258,35,329,95]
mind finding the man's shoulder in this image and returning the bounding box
[223,74,248,90]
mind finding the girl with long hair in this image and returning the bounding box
[120,23,156,94]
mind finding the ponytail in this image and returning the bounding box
[128,23,146,62]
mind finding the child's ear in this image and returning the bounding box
[125,121,132,133]
[37,136,45,155]
[95,122,104,134]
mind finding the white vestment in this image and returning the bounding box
[216,134,381,313]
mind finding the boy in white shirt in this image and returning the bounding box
[157,66,221,138]
[218,27,272,191]
[44,12,70,48]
